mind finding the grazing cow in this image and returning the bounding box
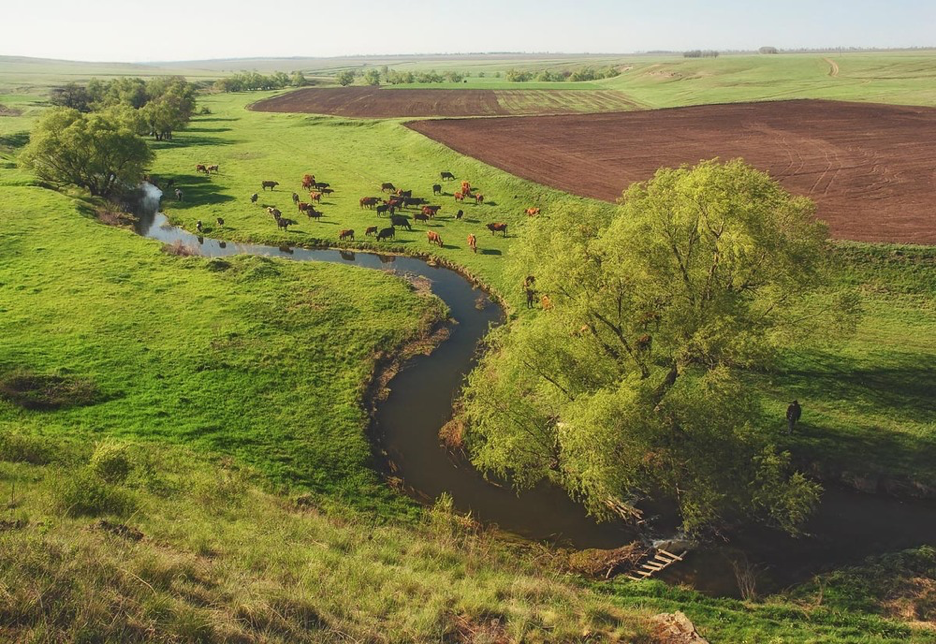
[175,188,183,201]
[319,187,335,195]
[339,229,355,241]
[268,207,282,219]
[196,220,203,233]
[381,182,396,192]
[365,225,378,236]
[455,209,463,220]
[309,191,322,203]
[404,197,426,208]
[292,192,300,204]
[525,207,540,216]
[376,204,390,216]
[432,184,442,195]
[207,164,219,173]
[262,180,279,191]
[487,222,508,237]
[313,182,330,191]
[396,189,412,199]
[277,217,296,231]
[389,215,412,231]
[387,197,404,210]
[413,213,430,223]
[421,205,441,217]
[250,193,258,203]
[460,181,471,194]
[467,233,477,253]
[307,208,323,221]
[360,196,380,209]
[302,174,316,190]
[474,193,484,205]
[454,191,465,202]
[195,164,208,174]
[216,217,225,228]
[440,171,455,181]
[376,226,395,241]
[426,230,443,247]
[298,202,310,213]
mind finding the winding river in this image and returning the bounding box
[135,185,936,597]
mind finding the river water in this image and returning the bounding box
[134,185,936,597]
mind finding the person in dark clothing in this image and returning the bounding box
[786,400,802,434]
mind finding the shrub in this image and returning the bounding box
[0,431,54,464]
[89,442,134,483]
[57,469,135,517]
[0,370,99,410]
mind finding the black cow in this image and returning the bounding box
[440,171,455,180]
[376,204,390,216]
[432,184,442,195]
[389,215,411,231]
[376,226,395,240]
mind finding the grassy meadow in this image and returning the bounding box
[0,53,934,641]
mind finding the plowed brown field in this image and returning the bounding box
[407,100,936,244]
[250,87,640,118]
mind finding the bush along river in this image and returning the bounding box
[135,184,936,598]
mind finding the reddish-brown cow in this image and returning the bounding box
[426,230,443,247]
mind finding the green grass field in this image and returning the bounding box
[1,52,935,641]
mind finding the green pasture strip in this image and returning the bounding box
[0,180,446,514]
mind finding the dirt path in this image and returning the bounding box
[408,100,936,244]
[824,57,840,77]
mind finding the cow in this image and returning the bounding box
[440,171,455,181]
[175,188,183,201]
[309,191,322,203]
[250,193,258,203]
[262,181,279,191]
[302,174,316,190]
[487,222,508,237]
[426,230,443,247]
[376,204,390,216]
[474,193,484,205]
[313,182,330,191]
[455,209,463,220]
[360,196,380,209]
[387,197,404,210]
[413,213,430,223]
[216,217,225,228]
[196,220,203,233]
[460,181,471,195]
[404,197,427,208]
[467,233,477,253]
[277,217,296,231]
[421,205,441,217]
[268,207,282,219]
[307,207,323,221]
[396,189,412,199]
[454,191,465,202]
[381,182,396,192]
[365,226,378,236]
[207,164,219,173]
[389,215,412,231]
[525,207,540,216]
[319,187,335,195]
[432,184,442,195]
[292,192,300,204]
[339,229,355,241]
[196,164,208,174]
[298,202,310,214]
[376,226,395,241]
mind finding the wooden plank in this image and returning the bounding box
[636,570,653,577]
[642,562,664,571]
[653,555,675,565]
[625,575,644,582]
[657,548,684,561]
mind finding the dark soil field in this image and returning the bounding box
[407,99,936,244]
[250,87,639,118]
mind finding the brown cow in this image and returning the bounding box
[297,202,310,213]
[207,164,219,173]
[196,164,208,174]
[454,191,465,202]
[487,222,508,237]
[262,180,279,191]
[421,205,441,217]
[381,182,396,192]
[365,225,378,236]
[525,207,540,216]
[426,230,443,247]
[360,197,380,209]
[460,180,471,195]
[474,193,484,205]
[467,233,477,253]
[302,174,316,190]
[309,191,322,203]
[339,229,355,241]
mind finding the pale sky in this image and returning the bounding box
[3,0,934,62]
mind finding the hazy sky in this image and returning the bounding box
[3,0,934,62]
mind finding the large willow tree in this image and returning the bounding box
[462,159,859,535]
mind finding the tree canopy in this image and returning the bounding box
[22,107,154,199]
[461,159,859,535]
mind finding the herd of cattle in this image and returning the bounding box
[163,165,538,254]
[251,171,518,252]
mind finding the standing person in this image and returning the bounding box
[786,400,802,434]
[523,275,536,309]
